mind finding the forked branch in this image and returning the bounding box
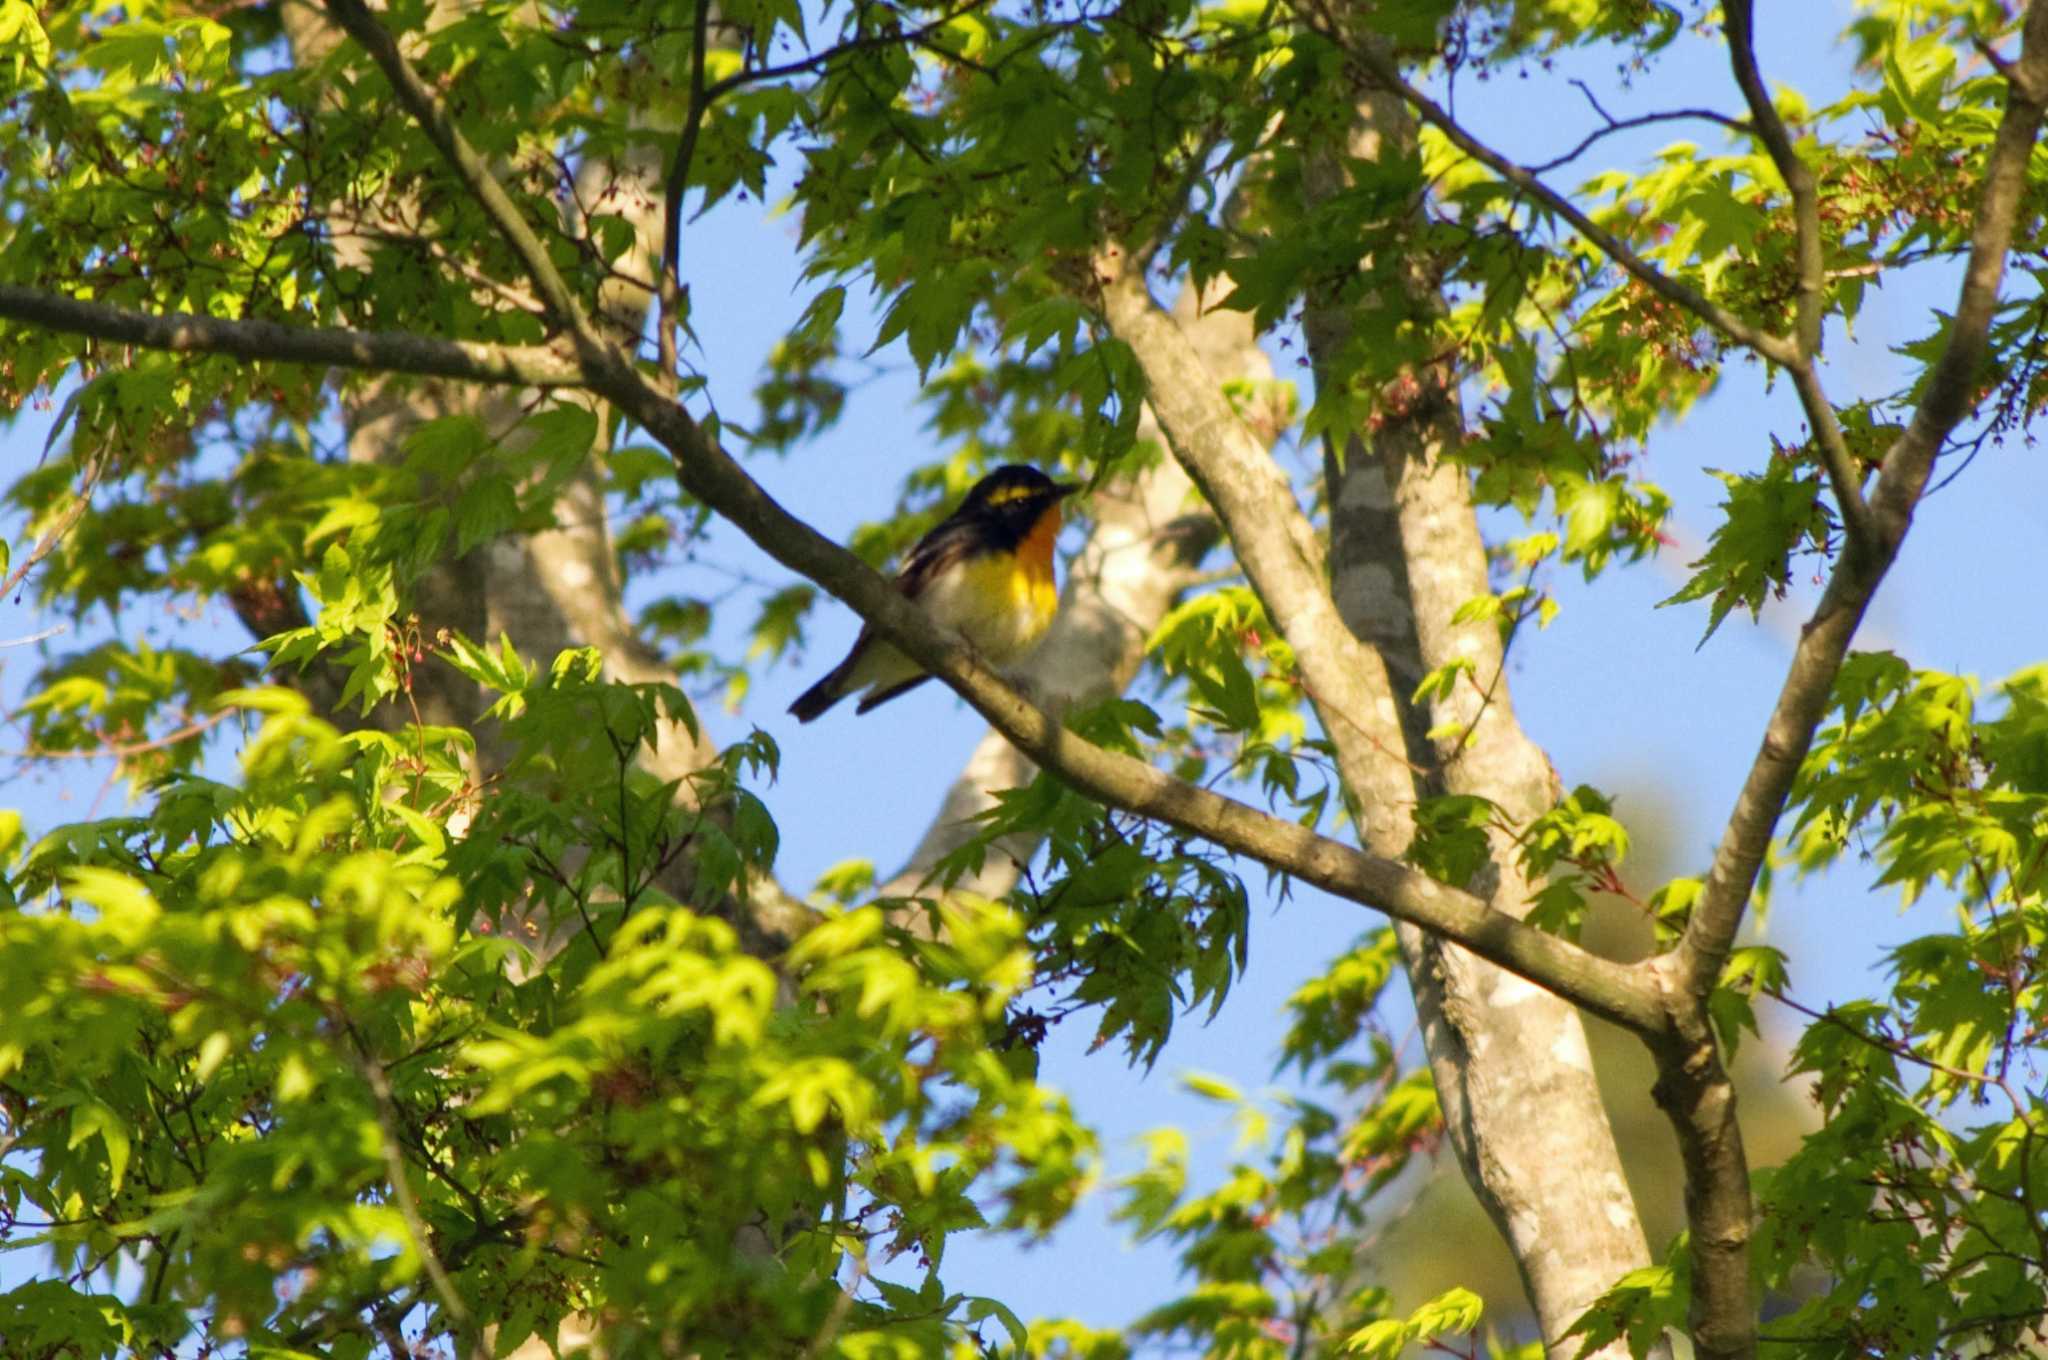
[1323,6,1878,550]
[1676,0,2048,1001]
[1721,0,1876,547]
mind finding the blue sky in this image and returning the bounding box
[4,0,2045,1346]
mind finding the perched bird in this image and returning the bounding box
[788,464,1080,722]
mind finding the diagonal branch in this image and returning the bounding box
[1722,0,1823,358]
[1332,31,1799,367]
[1721,1,1876,549]
[348,1046,483,1360]
[1786,362,1875,549]
[1673,0,2048,1004]
[0,286,585,387]
[0,445,105,601]
[322,0,607,358]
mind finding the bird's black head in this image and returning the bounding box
[958,464,1080,519]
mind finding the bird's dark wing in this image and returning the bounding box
[895,516,982,597]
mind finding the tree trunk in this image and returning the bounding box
[1301,86,1660,1357]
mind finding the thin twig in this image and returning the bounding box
[1763,988,2006,1093]
[1324,25,1799,367]
[0,623,68,649]
[348,1045,481,1359]
[800,1257,867,1360]
[0,450,105,601]
[1529,92,1750,176]
[658,0,715,380]
[11,708,234,762]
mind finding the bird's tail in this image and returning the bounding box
[788,651,860,723]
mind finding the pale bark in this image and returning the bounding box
[1300,85,1656,1357]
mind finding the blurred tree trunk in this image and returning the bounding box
[267,2,810,954]
[1299,86,1660,1357]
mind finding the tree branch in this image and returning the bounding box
[1654,50,2048,1351]
[1787,362,1875,550]
[322,0,606,359]
[1872,11,2048,534]
[0,286,585,388]
[658,0,714,378]
[0,445,104,601]
[1528,96,1750,176]
[1721,1,1821,358]
[1675,0,2048,1004]
[1722,1,1876,549]
[348,1046,483,1360]
[1331,32,1799,368]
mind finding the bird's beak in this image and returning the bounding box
[1053,482,1082,500]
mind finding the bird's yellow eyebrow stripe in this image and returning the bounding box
[984,484,1037,506]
